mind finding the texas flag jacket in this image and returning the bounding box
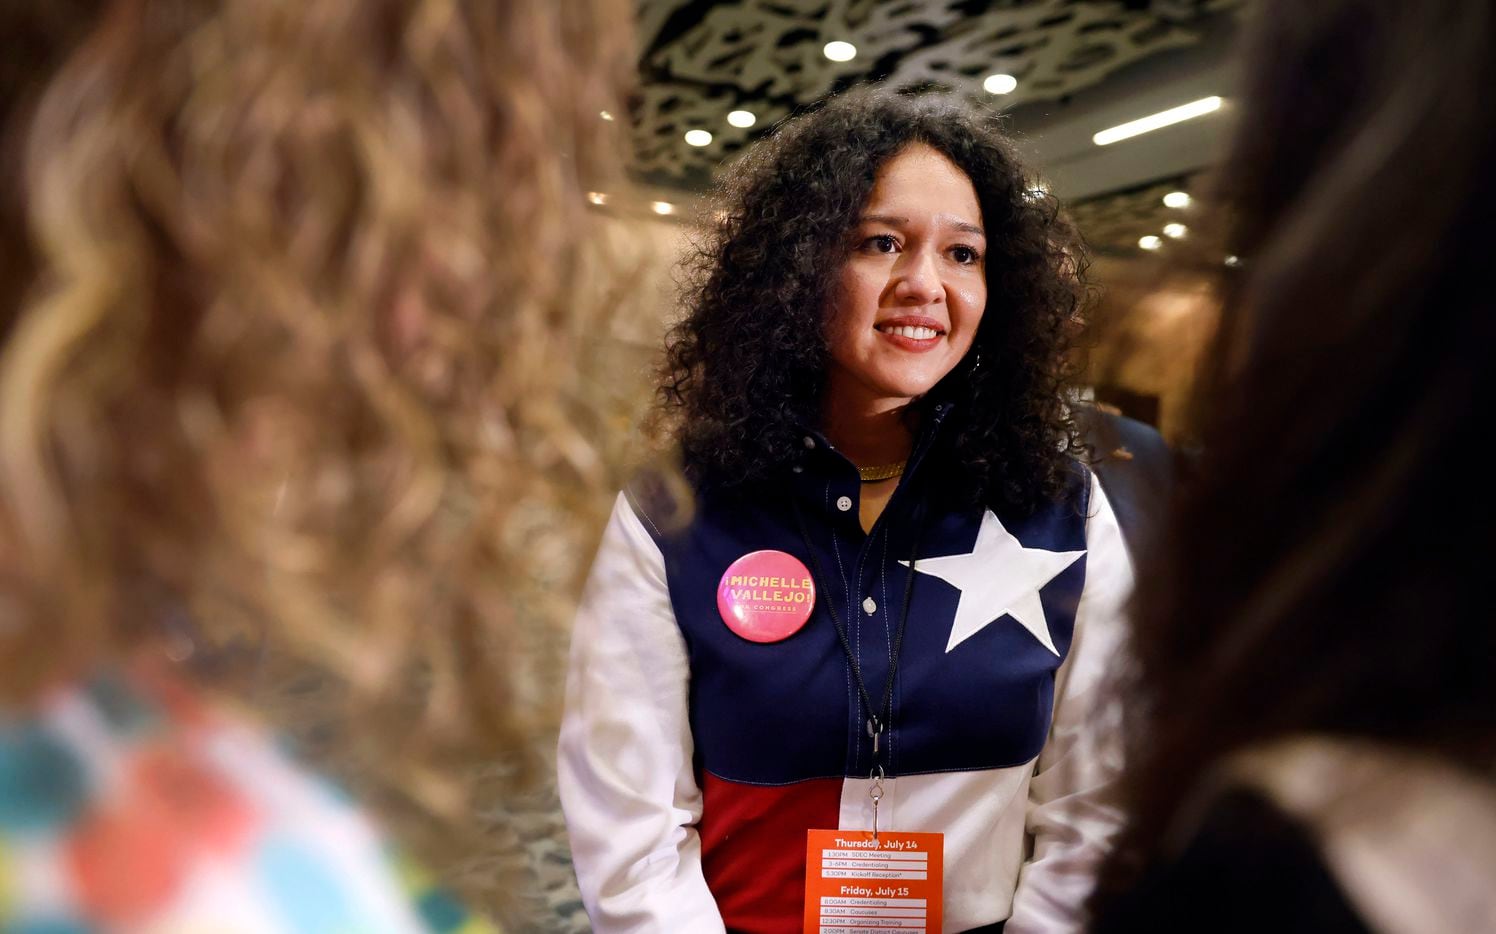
[559,404,1134,933]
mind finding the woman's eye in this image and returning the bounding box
[865,234,898,253]
[952,245,981,264]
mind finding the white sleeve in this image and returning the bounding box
[1007,473,1133,934]
[556,493,727,933]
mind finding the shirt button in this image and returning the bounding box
[803,436,817,449]
[862,597,877,615]
[836,495,853,512]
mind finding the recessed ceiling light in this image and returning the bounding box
[1163,191,1191,208]
[1139,235,1163,251]
[1163,223,1188,238]
[983,73,1018,95]
[1225,255,1242,267]
[652,201,674,215]
[727,110,757,128]
[1093,96,1223,146]
[587,192,607,206]
[823,40,857,62]
[684,129,713,147]
[600,110,614,122]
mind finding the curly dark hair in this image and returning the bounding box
[659,88,1086,515]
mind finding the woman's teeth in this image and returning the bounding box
[884,325,939,340]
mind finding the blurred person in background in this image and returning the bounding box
[1073,400,1172,560]
[559,90,1134,933]
[1064,290,1175,562]
[1088,0,1496,931]
[0,0,635,929]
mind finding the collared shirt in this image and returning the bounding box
[560,411,1134,933]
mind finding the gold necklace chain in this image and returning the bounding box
[858,461,906,482]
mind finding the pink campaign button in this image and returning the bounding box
[716,550,817,643]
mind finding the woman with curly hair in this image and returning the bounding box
[560,90,1134,933]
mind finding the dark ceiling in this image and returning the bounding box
[620,0,1246,257]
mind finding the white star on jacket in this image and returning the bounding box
[901,509,1086,655]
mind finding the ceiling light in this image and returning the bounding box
[983,73,1018,95]
[587,192,607,206]
[823,40,857,62]
[652,201,674,215]
[1139,235,1163,251]
[1163,223,1187,238]
[1225,255,1242,267]
[684,129,713,147]
[600,110,614,121]
[1163,191,1191,208]
[727,110,757,128]
[1093,96,1223,146]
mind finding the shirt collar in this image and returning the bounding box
[791,401,955,483]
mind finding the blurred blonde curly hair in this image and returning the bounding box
[0,0,640,882]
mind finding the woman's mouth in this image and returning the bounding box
[875,317,946,350]
[880,324,940,340]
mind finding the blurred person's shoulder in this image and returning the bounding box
[0,661,497,933]
[1095,736,1496,934]
[1073,402,1173,554]
[1091,788,1371,934]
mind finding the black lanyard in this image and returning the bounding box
[791,494,925,778]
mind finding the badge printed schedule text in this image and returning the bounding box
[812,842,931,932]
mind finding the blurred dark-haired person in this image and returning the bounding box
[1089,1,1496,932]
[0,0,633,930]
[559,90,1134,933]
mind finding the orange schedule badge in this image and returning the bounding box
[803,829,943,933]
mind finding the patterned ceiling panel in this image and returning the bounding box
[1066,174,1220,258]
[632,0,1242,185]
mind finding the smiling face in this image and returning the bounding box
[822,143,988,416]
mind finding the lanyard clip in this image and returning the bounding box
[866,716,884,757]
